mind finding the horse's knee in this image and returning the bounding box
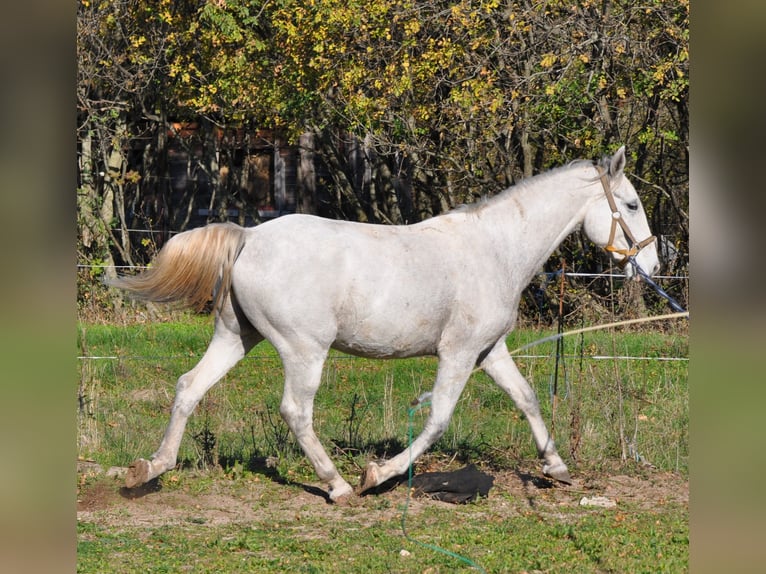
[171,379,203,418]
[515,393,541,417]
[279,400,296,423]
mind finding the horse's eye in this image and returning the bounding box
[626,201,639,212]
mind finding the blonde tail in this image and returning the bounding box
[107,222,247,312]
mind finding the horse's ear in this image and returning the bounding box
[609,146,626,177]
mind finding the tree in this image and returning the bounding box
[77,0,689,313]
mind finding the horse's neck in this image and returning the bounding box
[491,165,599,279]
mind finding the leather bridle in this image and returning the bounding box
[597,167,656,268]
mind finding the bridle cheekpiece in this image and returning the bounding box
[596,166,656,268]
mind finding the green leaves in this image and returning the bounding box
[84,0,687,167]
[79,0,687,256]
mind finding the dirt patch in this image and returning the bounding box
[77,462,688,531]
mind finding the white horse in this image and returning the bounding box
[110,146,659,501]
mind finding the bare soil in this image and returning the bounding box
[77,461,688,531]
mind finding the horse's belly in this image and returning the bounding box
[332,318,440,359]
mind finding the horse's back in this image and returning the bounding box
[236,213,465,287]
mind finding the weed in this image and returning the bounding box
[343,392,368,451]
[256,402,298,460]
[192,413,219,471]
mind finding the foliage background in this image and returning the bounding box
[77,0,688,316]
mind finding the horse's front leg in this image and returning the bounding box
[125,326,258,488]
[481,341,572,484]
[359,354,475,493]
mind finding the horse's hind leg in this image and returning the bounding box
[125,314,261,489]
[278,349,354,502]
[360,354,476,493]
[480,341,572,484]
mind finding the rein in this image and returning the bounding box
[597,167,656,267]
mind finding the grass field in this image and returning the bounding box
[77,315,688,573]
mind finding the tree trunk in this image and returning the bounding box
[100,112,134,269]
[77,123,117,278]
[297,132,316,214]
[312,127,368,221]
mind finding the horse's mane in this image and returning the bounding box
[452,158,598,215]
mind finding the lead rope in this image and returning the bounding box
[551,259,567,437]
[401,394,488,573]
[399,214,684,571]
[503,311,688,358]
[401,309,688,572]
[627,255,687,313]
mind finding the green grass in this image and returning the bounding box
[77,317,688,573]
[77,476,688,573]
[77,317,688,478]
[78,513,688,573]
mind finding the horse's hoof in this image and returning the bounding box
[358,462,380,493]
[328,480,354,503]
[125,458,151,489]
[543,463,573,485]
[331,491,360,507]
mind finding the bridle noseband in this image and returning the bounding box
[597,167,656,268]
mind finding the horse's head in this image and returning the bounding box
[583,146,661,279]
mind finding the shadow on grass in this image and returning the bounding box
[116,439,557,506]
[209,437,412,502]
[119,478,162,499]
[513,468,560,509]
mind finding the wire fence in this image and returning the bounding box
[78,223,690,364]
[77,268,689,479]
[77,352,687,362]
[77,262,688,282]
[77,266,690,364]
